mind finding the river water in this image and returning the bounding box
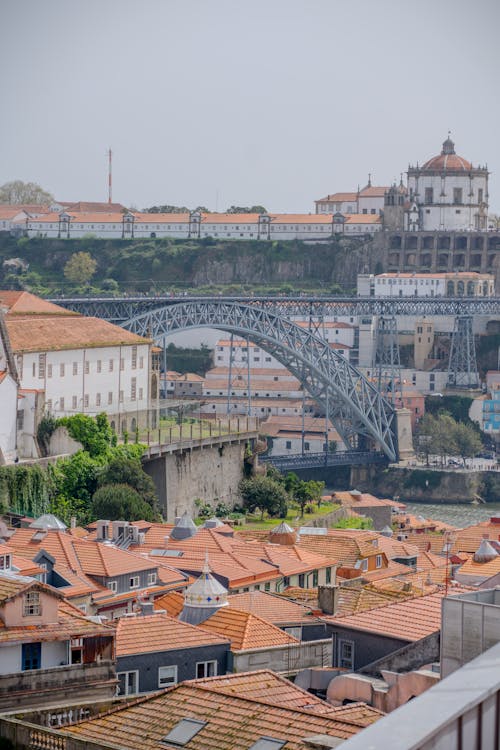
[402,501,500,528]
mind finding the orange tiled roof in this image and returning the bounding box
[154,590,185,618]
[270,214,334,224]
[115,612,228,656]
[359,186,390,197]
[227,591,320,624]
[0,291,76,317]
[201,213,261,224]
[316,193,358,203]
[190,669,383,724]
[6,315,151,353]
[62,681,371,748]
[198,607,299,651]
[453,517,500,554]
[71,540,156,578]
[326,590,452,641]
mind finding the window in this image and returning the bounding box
[131,377,137,401]
[38,354,46,379]
[129,576,140,589]
[23,591,41,616]
[425,187,433,204]
[119,390,124,403]
[139,356,144,369]
[139,387,143,400]
[73,362,78,376]
[117,671,138,696]
[22,642,41,671]
[375,554,382,568]
[304,442,310,451]
[326,567,332,584]
[60,397,64,411]
[284,626,302,640]
[72,396,77,409]
[453,187,463,204]
[108,391,113,404]
[96,393,101,406]
[60,363,65,377]
[360,558,368,572]
[264,582,271,591]
[285,441,292,449]
[312,570,318,587]
[109,359,114,372]
[0,554,11,570]
[120,358,125,371]
[196,660,217,678]
[478,188,484,203]
[96,360,102,373]
[47,364,52,378]
[132,346,137,369]
[338,639,354,670]
[107,581,117,593]
[158,665,177,688]
[84,394,89,408]
[84,360,89,374]
[17,410,24,431]
[148,572,157,585]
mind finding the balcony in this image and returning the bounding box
[0,661,117,711]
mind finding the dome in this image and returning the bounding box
[179,556,228,625]
[421,137,472,172]
[170,512,197,540]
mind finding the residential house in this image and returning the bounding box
[0,573,115,711]
[115,610,230,696]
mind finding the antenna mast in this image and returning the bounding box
[108,148,112,204]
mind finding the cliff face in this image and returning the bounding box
[0,235,382,292]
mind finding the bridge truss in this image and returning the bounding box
[120,300,398,461]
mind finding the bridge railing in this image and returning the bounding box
[135,416,260,448]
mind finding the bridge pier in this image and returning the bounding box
[395,407,415,462]
[142,432,256,522]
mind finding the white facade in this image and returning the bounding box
[16,343,151,429]
[0,373,18,463]
[360,272,495,298]
[20,210,381,242]
[406,137,489,231]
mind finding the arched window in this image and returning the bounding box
[466,281,475,295]
[447,281,454,296]
[457,280,465,296]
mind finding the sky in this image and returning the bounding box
[1,0,499,213]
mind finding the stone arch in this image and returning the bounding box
[123,301,397,460]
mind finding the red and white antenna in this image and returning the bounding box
[108,148,112,204]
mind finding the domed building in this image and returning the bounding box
[405,136,489,232]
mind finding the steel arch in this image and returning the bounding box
[123,300,398,461]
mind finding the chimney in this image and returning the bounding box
[70,516,76,529]
[318,585,339,616]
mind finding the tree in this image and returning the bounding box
[64,252,97,284]
[292,479,325,516]
[98,454,158,513]
[452,422,482,466]
[239,476,289,519]
[226,205,267,214]
[143,205,190,214]
[0,180,53,205]
[91,484,155,522]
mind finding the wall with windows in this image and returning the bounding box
[116,643,229,696]
[16,343,151,422]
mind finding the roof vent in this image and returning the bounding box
[380,525,393,537]
[170,512,197,540]
[248,738,286,750]
[473,538,499,563]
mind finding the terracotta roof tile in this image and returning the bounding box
[0,291,76,317]
[6,315,150,353]
[63,680,372,748]
[198,607,299,651]
[227,591,319,625]
[316,193,359,203]
[116,612,228,656]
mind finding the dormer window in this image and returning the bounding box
[23,591,41,617]
[0,554,11,570]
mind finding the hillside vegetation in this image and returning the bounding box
[0,234,372,296]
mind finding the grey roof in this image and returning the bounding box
[170,512,197,540]
[29,514,67,530]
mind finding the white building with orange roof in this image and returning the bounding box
[360,271,495,298]
[0,291,157,441]
[407,136,489,231]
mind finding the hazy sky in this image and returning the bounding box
[1,0,499,213]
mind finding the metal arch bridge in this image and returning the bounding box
[48,294,500,323]
[116,300,398,462]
